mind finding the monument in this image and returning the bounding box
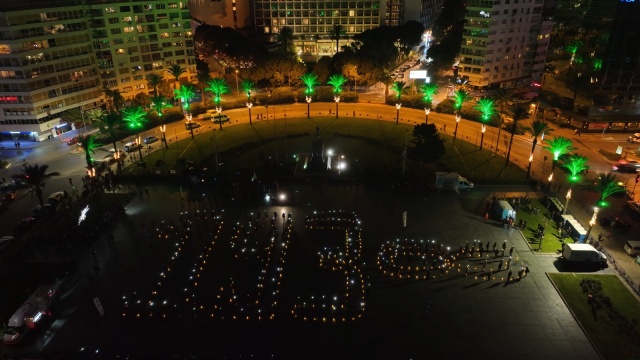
[307,126,327,173]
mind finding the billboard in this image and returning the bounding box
[409,70,428,79]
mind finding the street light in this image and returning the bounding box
[354,66,357,93]
[215,106,222,130]
[395,103,402,125]
[564,189,572,215]
[246,101,253,124]
[306,96,312,119]
[424,107,430,125]
[235,69,239,98]
[585,206,600,240]
[480,124,486,150]
[453,113,461,140]
[334,96,340,119]
[527,152,533,179]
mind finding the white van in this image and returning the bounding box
[623,241,640,256]
[124,142,140,152]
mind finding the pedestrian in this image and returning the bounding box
[485,241,490,251]
[484,212,489,221]
[282,212,285,221]
[483,259,487,272]
[497,260,503,272]
[17,141,20,149]
[14,142,17,149]
[492,242,497,251]
[494,248,499,258]
[502,240,507,251]
[507,270,512,281]
[574,129,578,136]
[507,257,512,269]
[487,269,492,282]
[509,246,514,256]
[598,233,603,242]
[479,246,484,258]
[464,265,469,277]
[525,265,530,276]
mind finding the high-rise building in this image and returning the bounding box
[458,0,553,89]
[596,0,640,106]
[188,0,252,30]
[0,0,195,141]
[384,0,404,26]
[419,0,444,30]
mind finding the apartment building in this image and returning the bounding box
[0,0,101,141]
[0,0,195,141]
[458,0,553,89]
[188,0,252,30]
[419,0,444,30]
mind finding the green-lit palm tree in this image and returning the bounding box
[92,111,121,153]
[543,136,575,170]
[146,73,164,97]
[474,98,497,150]
[278,26,294,56]
[561,154,589,213]
[196,70,212,105]
[391,81,408,125]
[168,64,186,92]
[327,74,347,118]
[493,88,514,154]
[523,120,554,177]
[174,84,197,113]
[12,164,60,206]
[300,73,318,119]
[240,79,255,124]
[204,78,231,130]
[103,88,125,113]
[77,134,102,170]
[421,83,439,123]
[593,172,625,207]
[121,105,148,161]
[328,24,346,54]
[504,104,530,167]
[452,89,471,140]
[149,95,172,148]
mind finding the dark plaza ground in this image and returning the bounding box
[2,177,605,360]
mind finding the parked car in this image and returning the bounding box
[598,217,631,231]
[143,136,159,144]
[14,217,37,233]
[3,191,17,202]
[0,181,9,190]
[184,122,201,130]
[612,160,640,173]
[66,137,79,145]
[627,200,640,214]
[31,204,53,219]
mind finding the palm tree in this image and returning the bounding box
[277,26,294,56]
[593,172,625,207]
[421,83,439,114]
[103,88,125,113]
[300,73,318,119]
[391,81,408,125]
[195,70,212,105]
[174,84,197,113]
[504,104,530,167]
[564,154,589,182]
[327,74,347,118]
[121,105,148,161]
[204,78,230,130]
[12,164,60,206]
[92,111,121,153]
[523,120,554,178]
[379,71,393,100]
[85,109,106,124]
[328,24,346,54]
[543,136,575,170]
[453,89,471,114]
[146,73,164,97]
[241,79,255,124]
[168,64,186,92]
[474,98,497,122]
[493,88,514,154]
[77,134,103,170]
[149,95,172,148]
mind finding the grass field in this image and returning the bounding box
[548,273,640,360]
[130,117,529,184]
[515,198,576,253]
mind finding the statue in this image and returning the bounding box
[307,126,327,173]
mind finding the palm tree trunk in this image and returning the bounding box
[201,88,205,105]
[137,133,144,162]
[35,187,44,206]
[495,120,503,154]
[504,120,518,167]
[530,138,537,156]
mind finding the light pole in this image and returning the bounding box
[306,96,312,119]
[453,113,461,140]
[424,108,430,125]
[527,152,533,179]
[395,103,402,125]
[563,189,572,215]
[354,66,357,92]
[246,101,253,124]
[215,106,222,130]
[185,113,194,139]
[585,206,600,240]
[334,96,340,119]
[235,69,239,99]
[480,124,486,150]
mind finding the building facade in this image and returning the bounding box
[188,0,252,30]
[0,0,195,141]
[458,0,552,89]
[419,0,444,30]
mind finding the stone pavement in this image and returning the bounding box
[0,181,609,360]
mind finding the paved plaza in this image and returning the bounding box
[2,179,608,360]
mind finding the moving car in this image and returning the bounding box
[184,121,201,130]
[124,142,140,152]
[627,133,640,143]
[66,136,79,145]
[612,160,640,173]
[623,241,640,256]
[143,136,159,144]
[4,281,61,344]
[627,200,640,214]
[212,114,230,123]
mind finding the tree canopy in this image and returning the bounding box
[410,123,445,163]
